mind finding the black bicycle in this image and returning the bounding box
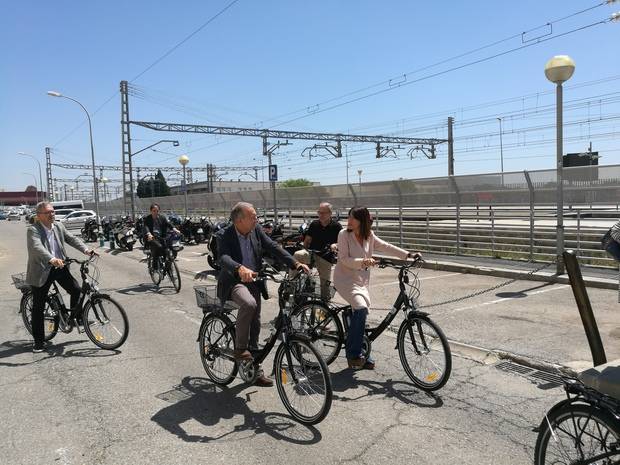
[288,257,452,392]
[534,369,620,464]
[146,232,182,293]
[12,256,129,350]
[195,265,333,425]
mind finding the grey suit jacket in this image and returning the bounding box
[26,221,89,287]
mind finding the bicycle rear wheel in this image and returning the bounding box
[167,260,181,293]
[290,301,343,365]
[274,337,332,425]
[397,315,451,391]
[20,291,59,341]
[83,295,129,349]
[534,403,620,464]
[199,314,237,385]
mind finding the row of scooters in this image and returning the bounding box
[79,214,310,267]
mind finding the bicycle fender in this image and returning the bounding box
[407,310,430,320]
[90,293,112,300]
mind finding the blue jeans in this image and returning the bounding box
[605,240,620,262]
[345,307,368,359]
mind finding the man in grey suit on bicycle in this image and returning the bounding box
[26,201,96,352]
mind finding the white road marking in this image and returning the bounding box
[434,284,570,317]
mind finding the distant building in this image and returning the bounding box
[170,179,317,195]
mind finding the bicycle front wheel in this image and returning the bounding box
[534,403,620,464]
[20,291,59,341]
[397,315,451,391]
[290,301,343,365]
[83,296,129,349]
[274,337,332,425]
[148,256,162,286]
[167,260,181,293]
[199,314,237,385]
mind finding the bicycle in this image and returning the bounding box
[534,365,620,464]
[11,256,129,350]
[145,232,182,293]
[194,264,333,425]
[288,256,452,392]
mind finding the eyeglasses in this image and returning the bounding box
[38,210,55,215]
[317,210,330,214]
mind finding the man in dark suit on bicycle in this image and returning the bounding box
[143,203,180,270]
[26,201,97,352]
[217,202,310,386]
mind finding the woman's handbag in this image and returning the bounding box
[601,228,614,250]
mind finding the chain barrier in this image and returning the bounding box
[418,260,557,310]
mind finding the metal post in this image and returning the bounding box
[563,250,607,366]
[183,165,188,218]
[426,209,430,250]
[497,117,504,187]
[447,117,454,176]
[449,176,461,255]
[556,83,565,275]
[45,147,54,202]
[524,170,535,262]
[491,209,495,257]
[398,205,403,248]
[577,210,581,255]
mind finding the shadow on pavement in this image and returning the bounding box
[0,339,120,366]
[151,376,322,444]
[330,368,443,408]
[114,282,177,296]
[194,270,219,280]
[495,282,553,299]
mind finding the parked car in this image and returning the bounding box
[0,211,7,220]
[60,210,96,228]
[7,211,21,221]
[54,208,77,220]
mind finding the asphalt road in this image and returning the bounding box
[1,220,618,465]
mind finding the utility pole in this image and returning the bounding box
[448,117,454,176]
[120,80,134,217]
[45,147,53,201]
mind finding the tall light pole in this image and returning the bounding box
[69,186,74,200]
[496,118,504,186]
[178,155,189,218]
[18,152,44,202]
[357,169,363,195]
[47,90,100,223]
[100,177,109,212]
[545,55,575,275]
[22,173,38,205]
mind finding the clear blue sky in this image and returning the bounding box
[1,0,618,194]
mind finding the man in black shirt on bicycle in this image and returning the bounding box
[294,202,342,300]
[144,203,180,270]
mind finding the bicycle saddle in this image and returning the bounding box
[578,358,620,400]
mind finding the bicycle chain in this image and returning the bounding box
[418,260,557,310]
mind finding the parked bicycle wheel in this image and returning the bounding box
[83,295,129,350]
[274,337,332,425]
[199,314,237,385]
[148,256,162,286]
[290,301,343,365]
[167,260,181,293]
[397,315,451,391]
[20,291,59,341]
[534,403,620,464]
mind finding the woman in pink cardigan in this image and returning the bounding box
[333,207,420,370]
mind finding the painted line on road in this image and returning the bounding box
[434,284,570,317]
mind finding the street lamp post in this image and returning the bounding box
[497,118,504,186]
[357,169,363,194]
[18,152,44,202]
[178,155,190,218]
[22,173,38,205]
[47,90,100,224]
[545,55,575,275]
[69,186,74,200]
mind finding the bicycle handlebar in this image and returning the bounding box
[376,255,423,269]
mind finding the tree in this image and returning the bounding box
[280,178,313,188]
[136,170,171,198]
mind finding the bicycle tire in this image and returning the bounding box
[397,315,451,391]
[207,254,220,271]
[148,256,162,286]
[167,260,181,293]
[274,337,332,425]
[199,314,237,385]
[534,402,620,465]
[290,301,343,365]
[83,295,129,350]
[20,291,59,341]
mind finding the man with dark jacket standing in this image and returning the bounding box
[217,202,309,386]
[26,201,96,352]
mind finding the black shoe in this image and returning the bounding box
[33,342,46,353]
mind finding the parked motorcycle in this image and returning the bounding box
[135,216,146,246]
[80,218,100,243]
[101,216,113,241]
[111,216,136,251]
[206,219,229,271]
